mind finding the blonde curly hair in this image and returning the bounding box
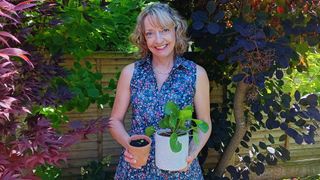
[130,2,189,58]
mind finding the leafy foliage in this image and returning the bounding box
[283,52,320,95]
[27,0,147,59]
[79,156,113,180]
[34,164,62,180]
[146,101,209,152]
[22,0,139,115]
[0,1,111,179]
[166,0,320,178]
[0,0,34,65]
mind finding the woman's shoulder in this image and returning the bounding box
[121,58,147,76]
[178,56,196,70]
[120,63,135,78]
[196,64,207,76]
[180,57,203,71]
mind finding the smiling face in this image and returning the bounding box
[143,15,176,60]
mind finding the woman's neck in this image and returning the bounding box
[152,55,175,69]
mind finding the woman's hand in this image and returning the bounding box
[124,149,141,169]
[179,153,197,172]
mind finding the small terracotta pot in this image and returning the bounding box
[128,134,151,168]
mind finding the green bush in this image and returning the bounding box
[34,164,62,180]
[28,0,149,59]
[79,156,114,180]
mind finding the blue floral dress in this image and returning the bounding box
[114,55,204,180]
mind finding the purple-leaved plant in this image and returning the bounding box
[0,1,109,179]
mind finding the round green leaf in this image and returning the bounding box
[87,87,100,98]
[170,133,182,153]
[193,119,209,133]
[179,109,193,121]
[159,116,169,129]
[165,101,179,116]
[145,126,156,137]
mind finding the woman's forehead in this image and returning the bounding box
[144,14,175,30]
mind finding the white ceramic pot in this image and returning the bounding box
[155,129,189,171]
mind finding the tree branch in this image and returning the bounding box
[213,80,249,177]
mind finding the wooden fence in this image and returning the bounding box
[60,52,320,179]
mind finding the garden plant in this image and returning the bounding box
[0,0,124,179]
[146,101,209,153]
[145,101,209,171]
[167,0,320,178]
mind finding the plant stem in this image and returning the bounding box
[213,80,249,177]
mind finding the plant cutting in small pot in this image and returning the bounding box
[145,101,209,171]
[128,134,152,168]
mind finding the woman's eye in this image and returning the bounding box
[145,32,153,37]
[163,28,170,32]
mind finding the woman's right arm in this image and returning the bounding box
[108,63,134,150]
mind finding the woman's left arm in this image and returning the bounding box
[187,65,212,165]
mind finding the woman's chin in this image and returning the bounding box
[151,50,174,59]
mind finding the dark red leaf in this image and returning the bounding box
[0,1,15,11]
[14,3,37,11]
[0,60,12,68]
[0,10,18,23]
[0,52,10,60]
[0,97,17,109]
[0,31,21,43]
[21,107,30,113]
[25,154,45,168]
[60,134,82,147]
[0,48,33,67]
[0,36,10,47]
[1,171,20,180]
[0,48,28,56]
[16,0,37,5]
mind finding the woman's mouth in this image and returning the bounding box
[154,44,168,50]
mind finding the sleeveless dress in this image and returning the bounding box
[114,55,204,180]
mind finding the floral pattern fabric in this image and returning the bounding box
[114,55,204,180]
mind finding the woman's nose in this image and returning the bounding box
[155,32,164,42]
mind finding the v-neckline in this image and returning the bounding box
[146,55,183,92]
[152,69,172,92]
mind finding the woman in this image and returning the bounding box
[108,2,211,179]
